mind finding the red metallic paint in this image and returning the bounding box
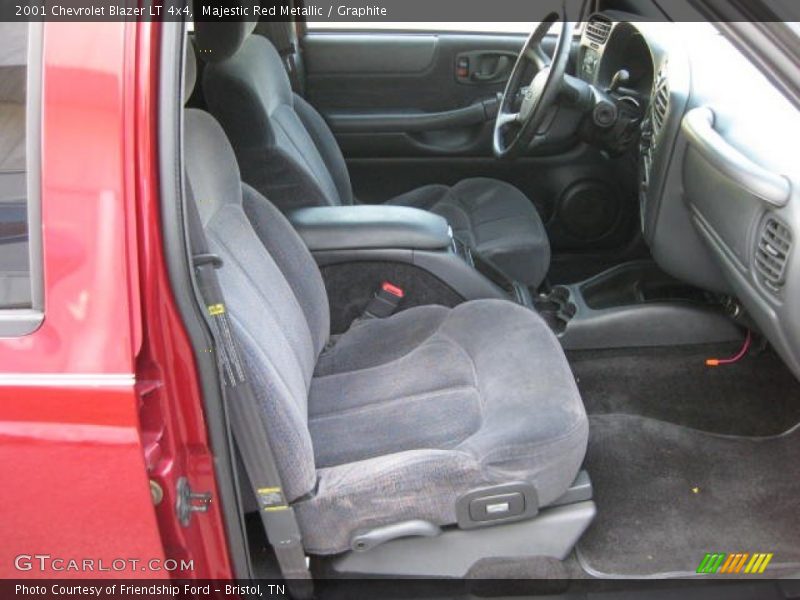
[132,22,233,579]
[0,22,233,579]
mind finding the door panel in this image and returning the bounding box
[324,99,492,134]
[301,31,638,256]
[305,34,439,75]
[304,32,577,159]
[304,33,536,111]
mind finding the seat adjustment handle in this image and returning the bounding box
[350,520,441,552]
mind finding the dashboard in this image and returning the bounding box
[578,13,800,381]
[580,18,654,96]
[577,16,685,246]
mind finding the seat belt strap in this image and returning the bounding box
[184,183,314,598]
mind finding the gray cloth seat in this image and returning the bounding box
[196,22,551,287]
[388,179,551,290]
[183,47,588,556]
[305,302,588,554]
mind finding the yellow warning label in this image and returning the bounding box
[257,487,288,511]
[208,304,226,316]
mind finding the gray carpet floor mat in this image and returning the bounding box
[568,344,800,436]
[577,414,800,577]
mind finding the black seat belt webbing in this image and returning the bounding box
[184,183,313,598]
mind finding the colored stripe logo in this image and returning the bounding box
[697,552,773,574]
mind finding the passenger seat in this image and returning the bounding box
[183,40,589,563]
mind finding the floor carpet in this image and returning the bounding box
[250,343,800,584]
[568,344,800,436]
[577,414,800,577]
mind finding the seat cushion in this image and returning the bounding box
[296,299,588,554]
[387,178,551,287]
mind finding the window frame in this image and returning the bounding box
[0,22,44,337]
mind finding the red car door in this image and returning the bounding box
[0,21,231,580]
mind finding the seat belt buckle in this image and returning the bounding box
[364,281,405,319]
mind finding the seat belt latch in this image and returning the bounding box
[364,281,405,319]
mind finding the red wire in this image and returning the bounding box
[707,330,752,366]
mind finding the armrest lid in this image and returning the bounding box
[288,205,451,252]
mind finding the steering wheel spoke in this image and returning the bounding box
[497,111,521,127]
[524,46,550,72]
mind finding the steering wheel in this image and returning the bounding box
[493,12,575,158]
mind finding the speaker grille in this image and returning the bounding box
[558,181,620,242]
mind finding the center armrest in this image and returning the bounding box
[288,205,452,252]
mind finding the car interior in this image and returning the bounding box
[171,0,800,586]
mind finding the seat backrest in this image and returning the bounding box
[196,21,354,212]
[183,42,330,502]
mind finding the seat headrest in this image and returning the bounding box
[194,20,258,62]
[184,37,197,105]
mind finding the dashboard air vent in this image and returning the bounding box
[585,16,612,45]
[755,217,793,292]
[651,71,670,135]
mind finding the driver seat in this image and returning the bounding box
[195,21,551,287]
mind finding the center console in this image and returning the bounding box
[534,261,741,350]
[288,205,531,332]
[289,206,742,347]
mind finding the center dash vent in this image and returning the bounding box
[585,16,612,45]
[651,70,670,136]
[755,217,793,292]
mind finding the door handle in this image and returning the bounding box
[456,51,516,85]
[471,56,512,82]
